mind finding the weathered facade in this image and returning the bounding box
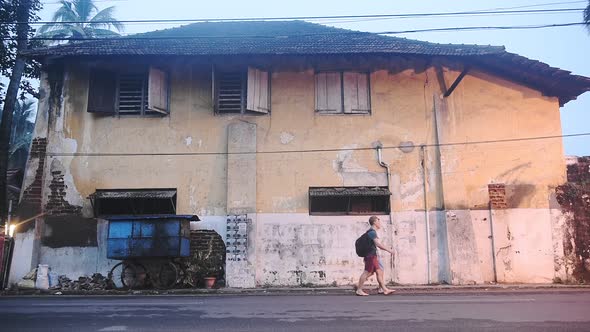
[8,21,590,287]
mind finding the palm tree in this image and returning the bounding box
[10,98,35,146]
[7,98,36,169]
[585,1,590,30]
[36,0,123,43]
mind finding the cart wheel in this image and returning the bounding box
[109,262,147,289]
[155,261,179,289]
[125,262,148,289]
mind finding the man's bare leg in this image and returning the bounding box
[356,271,373,296]
[375,269,395,295]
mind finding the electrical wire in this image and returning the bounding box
[2,22,586,41]
[45,132,590,157]
[482,0,587,11]
[2,7,585,25]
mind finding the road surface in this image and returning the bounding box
[1,290,589,331]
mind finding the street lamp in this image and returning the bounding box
[8,224,16,238]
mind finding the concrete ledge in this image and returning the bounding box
[3,283,590,297]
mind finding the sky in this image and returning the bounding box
[36,0,590,156]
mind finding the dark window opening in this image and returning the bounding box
[91,189,177,217]
[310,196,350,214]
[309,187,390,215]
[116,72,148,115]
[349,196,389,214]
[215,70,247,114]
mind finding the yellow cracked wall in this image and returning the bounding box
[58,62,565,216]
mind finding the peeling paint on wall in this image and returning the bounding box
[279,132,294,145]
[556,157,590,283]
[332,145,367,174]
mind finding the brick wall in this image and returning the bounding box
[44,170,82,215]
[488,183,507,209]
[20,137,47,208]
[189,230,225,286]
[190,230,226,259]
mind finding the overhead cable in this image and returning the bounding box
[1,7,585,25]
[45,132,590,157]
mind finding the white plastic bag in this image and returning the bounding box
[35,264,50,290]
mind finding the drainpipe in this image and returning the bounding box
[375,144,395,281]
[488,202,498,283]
[420,145,432,284]
[375,144,392,225]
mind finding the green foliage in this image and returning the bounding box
[0,0,42,101]
[585,1,590,28]
[0,98,35,168]
[37,0,124,43]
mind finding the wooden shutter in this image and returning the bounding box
[343,72,370,114]
[246,67,270,114]
[315,72,342,113]
[87,70,116,114]
[216,71,244,114]
[117,73,147,114]
[147,67,169,114]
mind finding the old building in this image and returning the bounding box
[8,21,590,287]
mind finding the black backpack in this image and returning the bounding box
[355,230,373,257]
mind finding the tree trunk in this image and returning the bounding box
[0,0,33,225]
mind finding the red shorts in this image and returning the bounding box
[364,255,380,273]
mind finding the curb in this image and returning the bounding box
[2,284,590,297]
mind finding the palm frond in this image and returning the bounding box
[35,27,75,38]
[40,0,123,42]
[70,25,88,38]
[584,2,590,27]
[87,28,121,37]
[89,6,124,32]
[9,140,32,155]
[52,1,78,22]
[73,0,98,22]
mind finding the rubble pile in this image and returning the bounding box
[51,273,109,291]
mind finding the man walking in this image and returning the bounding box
[356,216,395,296]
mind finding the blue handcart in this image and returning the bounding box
[106,215,199,289]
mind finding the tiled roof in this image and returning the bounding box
[27,21,505,57]
[26,20,590,105]
[90,189,177,199]
[309,187,391,197]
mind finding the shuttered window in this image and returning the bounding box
[148,67,169,114]
[315,72,342,113]
[117,73,147,114]
[87,66,169,116]
[247,67,270,114]
[214,67,270,115]
[88,70,117,114]
[343,72,370,113]
[215,71,245,114]
[315,71,371,114]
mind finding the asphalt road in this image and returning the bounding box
[1,290,589,331]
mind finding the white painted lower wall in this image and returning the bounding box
[226,208,566,287]
[7,208,567,288]
[8,229,35,285]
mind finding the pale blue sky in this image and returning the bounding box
[38,0,590,155]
